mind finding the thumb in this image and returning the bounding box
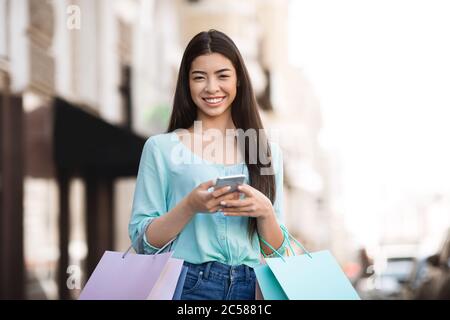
[199,179,216,190]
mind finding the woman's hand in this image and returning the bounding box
[186,179,241,214]
[220,184,274,219]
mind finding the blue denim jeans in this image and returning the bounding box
[181,261,256,300]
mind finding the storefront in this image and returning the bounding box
[0,77,25,299]
[1,95,145,299]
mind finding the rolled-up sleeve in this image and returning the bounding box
[259,143,290,258]
[128,138,167,254]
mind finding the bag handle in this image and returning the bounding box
[122,219,177,259]
[259,225,312,261]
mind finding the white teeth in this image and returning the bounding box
[204,97,224,104]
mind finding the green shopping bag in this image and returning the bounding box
[254,227,360,300]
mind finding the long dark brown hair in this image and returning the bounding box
[167,30,276,241]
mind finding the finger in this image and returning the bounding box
[211,185,232,198]
[215,191,240,203]
[206,192,240,211]
[199,179,216,190]
[221,205,256,213]
[223,210,256,217]
[207,205,223,213]
[220,198,252,208]
[207,192,240,211]
[236,184,254,197]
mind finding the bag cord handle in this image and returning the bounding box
[122,219,176,259]
[259,225,312,261]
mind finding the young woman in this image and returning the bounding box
[129,30,289,300]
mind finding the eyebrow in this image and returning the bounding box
[191,68,232,75]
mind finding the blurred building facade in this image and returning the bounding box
[1,0,151,299]
[1,0,341,299]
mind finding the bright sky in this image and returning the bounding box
[288,0,450,247]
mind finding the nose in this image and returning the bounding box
[205,79,220,94]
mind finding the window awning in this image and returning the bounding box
[25,97,147,178]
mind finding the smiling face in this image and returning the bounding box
[189,53,238,120]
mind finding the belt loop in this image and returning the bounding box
[204,262,212,280]
[245,265,250,281]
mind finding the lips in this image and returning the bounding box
[202,96,226,106]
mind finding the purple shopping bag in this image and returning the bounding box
[79,250,184,300]
[79,222,186,300]
[79,228,187,300]
[147,256,184,300]
[173,266,188,300]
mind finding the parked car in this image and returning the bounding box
[409,230,450,300]
[400,256,430,299]
[356,256,416,300]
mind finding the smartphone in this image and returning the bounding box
[214,174,246,194]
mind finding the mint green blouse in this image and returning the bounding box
[128,132,288,268]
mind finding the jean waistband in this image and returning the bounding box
[183,261,254,281]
